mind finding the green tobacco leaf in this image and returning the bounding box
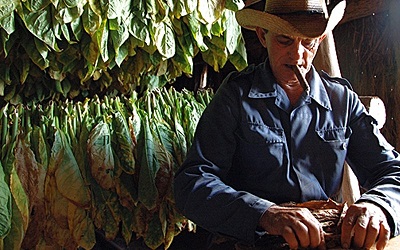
[2,112,30,244]
[185,14,208,52]
[110,19,129,63]
[87,120,115,190]
[137,112,159,210]
[197,0,224,24]
[0,0,15,24]
[17,4,61,52]
[119,205,133,245]
[14,132,40,211]
[143,211,164,249]
[44,175,76,248]
[31,126,49,168]
[173,0,196,18]
[70,15,83,40]
[225,0,245,11]
[154,20,175,59]
[82,2,102,36]
[96,19,109,62]
[108,0,131,20]
[63,0,80,8]
[229,33,247,71]
[28,0,51,12]
[0,161,11,238]
[95,187,121,240]
[224,9,240,54]
[172,44,193,75]
[0,10,15,35]
[15,129,46,249]
[67,202,96,250]
[2,195,24,249]
[115,170,138,210]
[49,129,91,208]
[20,35,49,71]
[202,38,228,72]
[114,42,129,66]
[129,12,151,45]
[55,2,83,24]
[112,110,135,174]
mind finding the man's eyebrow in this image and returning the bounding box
[277,34,293,40]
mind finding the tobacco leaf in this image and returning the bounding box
[87,120,115,190]
[14,133,39,210]
[2,138,29,249]
[112,110,135,175]
[15,131,47,249]
[137,113,160,210]
[0,161,11,238]
[143,210,164,250]
[50,129,91,207]
[67,202,96,249]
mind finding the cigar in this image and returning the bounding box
[292,65,310,94]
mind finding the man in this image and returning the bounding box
[174,0,400,249]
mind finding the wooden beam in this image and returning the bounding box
[314,31,342,77]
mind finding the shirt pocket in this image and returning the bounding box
[236,122,285,172]
[316,127,352,150]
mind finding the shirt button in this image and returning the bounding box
[341,143,347,150]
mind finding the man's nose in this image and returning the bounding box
[288,41,305,62]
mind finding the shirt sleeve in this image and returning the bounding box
[173,75,274,243]
[346,91,400,237]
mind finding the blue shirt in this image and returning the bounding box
[174,60,400,243]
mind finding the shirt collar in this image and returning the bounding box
[248,61,277,99]
[248,61,332,111]
[308,66,332,111]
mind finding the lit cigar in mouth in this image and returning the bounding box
[292,65,310,94]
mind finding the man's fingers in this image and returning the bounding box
[352,214,368,248]
[317,228,327,250]
[375,221,390,250]
[341,214,356,248]
[262,205,324,249]
[363,216,381,249]
[282,226,299,250]
[291,220,311,247]
[341,203,391,250]
[281,219,324,249]
[302,220,323,248]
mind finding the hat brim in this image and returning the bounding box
[236,1,346,39]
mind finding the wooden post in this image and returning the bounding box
[314,30,361,204]
[314,32,342,77]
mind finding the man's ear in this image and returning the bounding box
[255,27,268,48]
[318,34,327,43]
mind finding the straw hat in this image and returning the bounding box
[236,0,346,38]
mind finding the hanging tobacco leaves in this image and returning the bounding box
[0,161,11,240]
[0,0,246,104]
[0,87,214,249]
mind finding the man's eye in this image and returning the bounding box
[302,40,317,49]
[276,36,293,45]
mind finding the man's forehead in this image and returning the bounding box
[273,33,318,41]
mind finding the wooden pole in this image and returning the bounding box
[314,32,342,77]
[314,30,361,204]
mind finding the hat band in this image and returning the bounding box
[270,10,325,16]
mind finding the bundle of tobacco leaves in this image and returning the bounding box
[234,199,347,250]
[0,87,213,249]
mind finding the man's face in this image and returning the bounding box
[256,28,324,86]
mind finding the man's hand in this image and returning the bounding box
[341,202,391,250]
[259,205,326,249]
